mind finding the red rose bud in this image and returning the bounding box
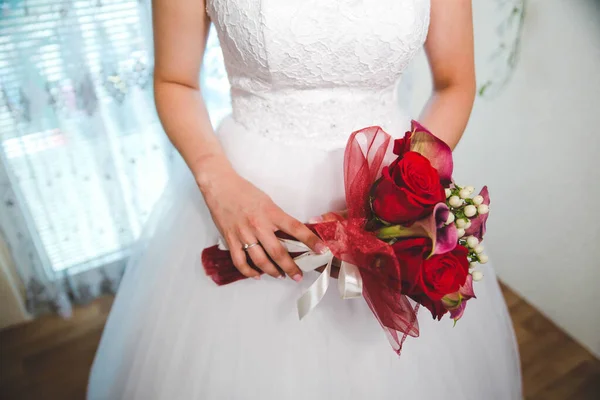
[393,130,412,156]
[371,151,446,224]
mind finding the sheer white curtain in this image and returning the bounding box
[0,0,231,317]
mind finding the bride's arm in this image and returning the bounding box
[420,0,476,150]
[152,0,225,186]
[152,0,325,281]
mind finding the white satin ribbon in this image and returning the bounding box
[217,237,364,319]
[338,261,363,300]
[280,240,363,320]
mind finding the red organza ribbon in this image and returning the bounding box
[313,127,419,354]
[202,127,419,354]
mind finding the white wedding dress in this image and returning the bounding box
[88,1,522,399]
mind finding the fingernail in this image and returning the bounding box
[315,242,329,255]
[253,275,261,280]
[292,274,303,282]
[308,216,323,224]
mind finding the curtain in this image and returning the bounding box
[0,0,231,318]
[0,233,30,329]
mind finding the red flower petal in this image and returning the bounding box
[464,186,490,241]
[408,120,454,184]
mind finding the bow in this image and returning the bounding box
[297,126,420,353]
[217,237,363,320]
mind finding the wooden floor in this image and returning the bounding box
[1,283,599,400]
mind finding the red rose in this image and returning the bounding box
[371,151,445,224]
[392,239,470,320]
[420,245,470,301]
[391,237,431,294]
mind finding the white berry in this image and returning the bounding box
[445,212,455,225]
[457,228,465,238]
[459,188,470,199]
[464,205,477,218]
[478,204,489,215]
[469,261,478,269]
[465,186,475,195]
[473,195,484,206]
[464,221,472,230]
[478,254,489,264]
[474,244,484,254]
[449,195,462,208]
[456,218,467,229]
[445,188,452,198]
[472,271,484,281]
[466,236,479,248]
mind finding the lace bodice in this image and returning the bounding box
[207,0,430,149]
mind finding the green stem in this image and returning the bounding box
[376,224,426,240]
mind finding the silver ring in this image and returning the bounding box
[242,242,259,251]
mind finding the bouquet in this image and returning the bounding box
[202,121,490,354]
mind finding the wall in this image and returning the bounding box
[410,0,600,357]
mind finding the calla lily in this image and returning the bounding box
[464,186,490,241]
[377,202,458,257]
[459,274,476,299]
[407,120,454,184]
[441,292,462,310]
[445,275,477,323]
[449,301,467,323]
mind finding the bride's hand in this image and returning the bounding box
[199,160,328,282]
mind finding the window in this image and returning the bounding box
[0,1,231,274]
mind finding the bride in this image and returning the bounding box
[88,0,522,398]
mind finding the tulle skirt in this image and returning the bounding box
[87,116,522,399]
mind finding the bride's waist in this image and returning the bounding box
[228,86,409,150]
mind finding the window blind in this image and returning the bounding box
[0,0,164,273]
[0,0,232,274]
[0,0,152,135]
